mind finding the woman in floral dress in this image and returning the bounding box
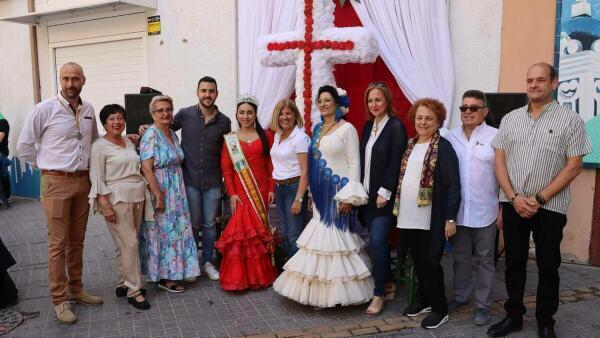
[139,95,200,292]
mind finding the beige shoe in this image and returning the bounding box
[68,290,103,305]
[54,302,77,325]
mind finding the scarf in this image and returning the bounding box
[392,130,440,216]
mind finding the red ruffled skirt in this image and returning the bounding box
[215,202,278,291]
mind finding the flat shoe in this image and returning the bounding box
[116,287,147,298]
[128,296,151,310]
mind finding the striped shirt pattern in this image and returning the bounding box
[492,100,592,214]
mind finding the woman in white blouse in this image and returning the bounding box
[89,104,151,310]
[269,99,310,259]
[393,98,460,330]
[359,82,407,316]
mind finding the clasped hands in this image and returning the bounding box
[513,195,541,219]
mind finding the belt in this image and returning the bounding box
[275,176,300,185]
[41,170,89,178]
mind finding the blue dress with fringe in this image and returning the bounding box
[273,122,374,308]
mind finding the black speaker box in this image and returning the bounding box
[484,93,528,128]
[124,93,160,135]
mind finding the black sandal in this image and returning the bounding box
[158,280,184,293]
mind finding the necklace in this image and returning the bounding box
[237,130,257,144]
[316,121,336,149]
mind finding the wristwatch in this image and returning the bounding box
[295,196,304,203]
[510,192,519,204]
[535,192,547,206]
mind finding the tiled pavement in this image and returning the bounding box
[2,198,600,337]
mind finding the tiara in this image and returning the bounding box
[237,93,259,106]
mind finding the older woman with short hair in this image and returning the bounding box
[269,99,310,259]
[89,104,150,310]
[139,96,200,293]
[394,98,460,330]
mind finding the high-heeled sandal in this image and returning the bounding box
[384,282,397,301]
[365,296,384,317]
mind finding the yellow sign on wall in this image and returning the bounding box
[148,15,161,36]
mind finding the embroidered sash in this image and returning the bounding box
[224,133,269,226]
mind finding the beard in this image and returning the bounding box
[200,98,215,109]
[62,87,82,100]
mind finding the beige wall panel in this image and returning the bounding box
[498,0,556,92]
[562,169,596,263]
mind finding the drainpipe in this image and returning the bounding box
[27,0,41,104]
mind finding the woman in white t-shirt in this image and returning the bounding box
[393,98,461,330]
[269,99,310,258]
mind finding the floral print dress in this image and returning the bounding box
[139,125,200,281]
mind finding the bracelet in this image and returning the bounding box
[295,196,303,203]
[535,192,547,206]
[510,192,519,204]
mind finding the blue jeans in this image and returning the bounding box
[185,186,221,264]
[274,182,307,258]
[368,216,394,297]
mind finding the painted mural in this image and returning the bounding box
[558,0,600,167]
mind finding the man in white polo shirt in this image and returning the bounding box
[446,90,499,326]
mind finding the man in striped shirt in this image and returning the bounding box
[487,62,592,338]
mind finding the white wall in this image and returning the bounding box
[0,0,34,155]
[1,0,238,143]
[448,0,503,129]
[145,1,237,121]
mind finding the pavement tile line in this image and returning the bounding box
[240,286,600,338]
[3,198,600,338]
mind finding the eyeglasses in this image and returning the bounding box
[317,98,334,105]
[459,105,485,113]
[153,108,173,114]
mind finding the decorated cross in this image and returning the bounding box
[258,0,379,133]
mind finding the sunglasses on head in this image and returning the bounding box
[459,105,485,113]
[369,81,388,87]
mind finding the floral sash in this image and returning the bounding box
[224,133,269,226]
[392,130,440,216]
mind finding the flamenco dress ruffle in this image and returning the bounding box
[215,202,277,291]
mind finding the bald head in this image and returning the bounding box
[59,62,86,103]
[528,62,556,81]
[60,62,84,77]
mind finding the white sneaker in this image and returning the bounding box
[203,262,220,281]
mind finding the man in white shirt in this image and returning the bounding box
[17,62,103,325]
[446,90,499,326]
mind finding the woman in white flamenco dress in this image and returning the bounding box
[273,85,374,308]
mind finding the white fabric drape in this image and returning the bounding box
[351,0,455,126]
[237,0,300,128]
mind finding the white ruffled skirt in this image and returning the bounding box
[273,209,374,308]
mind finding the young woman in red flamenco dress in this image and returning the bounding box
[215,95,278,291]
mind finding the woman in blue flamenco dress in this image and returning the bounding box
[274,85,373,308]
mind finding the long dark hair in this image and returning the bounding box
[236,101,270,157]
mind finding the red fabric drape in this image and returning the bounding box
[333,3,415,138]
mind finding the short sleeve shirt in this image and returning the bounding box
[492,101,592,214]
[270,126,310,180]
